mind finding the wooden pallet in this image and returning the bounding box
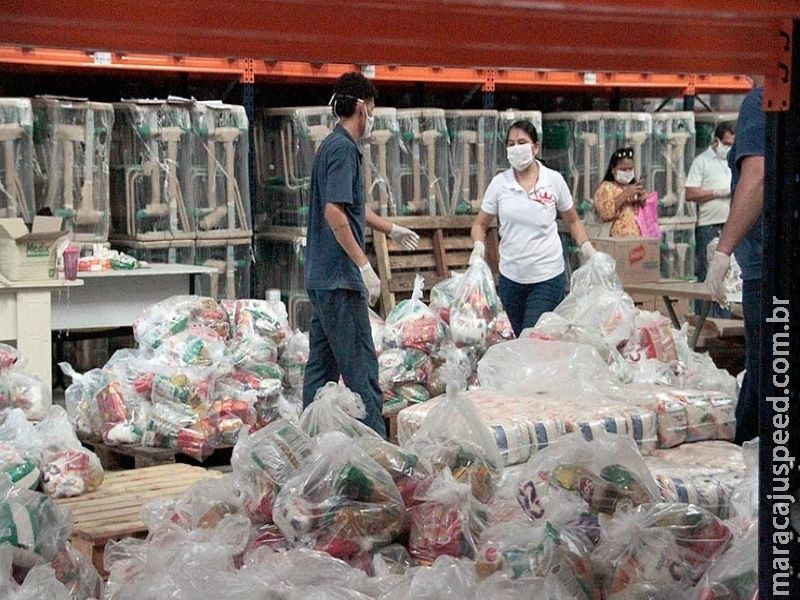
[54,464,224,577]
[81,439,234,470]
[372,216,500,316]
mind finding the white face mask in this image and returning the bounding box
[507,144,534,171]
[715,142,731,160]
[360,100,375,139]
[614,169,635,185]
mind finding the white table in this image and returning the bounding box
[51,263,219,331]
[0,277,83,388]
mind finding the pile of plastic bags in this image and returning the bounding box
[524,252,736,396]
[0,473,104,599]
[60,295,308,461]
[0,407,104,499]
[0,344,51,422]
[95,378,756,600]
[375,260,513,413]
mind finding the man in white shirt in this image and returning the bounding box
[685,122,735,317]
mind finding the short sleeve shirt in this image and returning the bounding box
[686,147,732,226]
[728,88,765,281]
[304,124,366,291]
[481,163,573,284]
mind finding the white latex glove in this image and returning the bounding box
[470,241,486,265]
[706,251,731,308]
[388,224,420,250]
[579,240,596,262]
[713,188,731,199]
[359,262,381,306]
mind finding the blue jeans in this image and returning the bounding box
[694,224,731,318]
[302,288,386,438]
[498,272,567,337]
[734,278,760,444]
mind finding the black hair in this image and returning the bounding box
[602,147,637,183]
[506,120,539,144]
[714,122,735,141]
[330,72,378,118]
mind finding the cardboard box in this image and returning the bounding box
[0,217,66,281]
[591,236,660,284]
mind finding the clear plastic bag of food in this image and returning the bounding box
[554,253,637,347]
[232,418,314,524]
[299,381,379,440]
[383,384,430,412]
[273,432,405,560]
[408,469,490,562]
[59,363,110,439]
[223,298,291,345]
[449,258,502,349]
[475,499,601,599]
[2,557,72,600]
[383,555,478,600]
[35,406,104,498]
[153,327,230,368]
[140,476,245,535]
[593,502,732,596]
[730,438,758,520]
[404,370,502,504]
[673,326,738,397]
[486,312,515,347]
[429,272,463,325]
[0,343,25,373]
[143,401,217,461]
[49,542,104,600]
[0,372,51,422]
[692,521,756,600]
[222,370,286,429]
[379,348,432,391]
[383,275,447,354]
[0,473,71,563]
[209,380,257,445]
[280,330,310,392]
[0,442,40,491]
[626,312,678,363]
[133,295,230,351]
[368,309,387,355]
[515,432,660,520]
[426,345,478,399]
[355,436,430,507]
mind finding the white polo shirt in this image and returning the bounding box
[686,146,732,226]
[481,163,573,284]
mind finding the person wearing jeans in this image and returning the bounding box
[470,119,593,336]
[686,122,735,317]
[705,87,764,444]
[302,73,419,437]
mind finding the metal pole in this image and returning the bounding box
[759,18,800,599]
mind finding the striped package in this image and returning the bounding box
[644,441,746,519]
[624,386,737,448]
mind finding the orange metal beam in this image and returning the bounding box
[0,45,753,94]
[1,1,798,76]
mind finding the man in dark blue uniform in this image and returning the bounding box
[302,72,419,437]
[706,86,764,444]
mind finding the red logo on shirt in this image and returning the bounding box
[530,188,554,206]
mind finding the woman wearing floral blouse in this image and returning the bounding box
[594,147,647,237]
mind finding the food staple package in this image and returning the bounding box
[429,272,462,324]
[624,385,736,448]
[231,419,314,524]
[448,258,504,350]
[403,381,503,503]
[0,372,52,422]
[407,469,490,563]
[475,503,602,599]
[515,432,660,521]
[383,275,447,355]
[299,381,379,440]
[692,521,757,600]
[273,432,405,560]
[133,295,230,351]
[593,503,733,598]
[644,441,746,519]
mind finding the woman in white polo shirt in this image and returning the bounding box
[470,120,594,336]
